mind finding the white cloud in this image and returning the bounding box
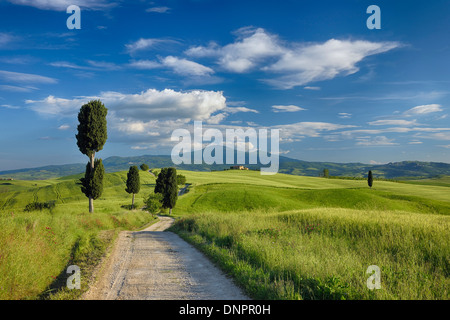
[7,0,116,11]
[49,61,93,70]
[0,70,57,84]
[224,106,259,114]
[128,59,161,70]
[186,27,284,73]
[0,32,17,47]
[276,122,356,139]
[408,140,423,144]
[304,86,321,90]
[26,89,228,122]
[161,56,214,76]
[356,136,398,146]
[368,119,419,126]
[125,38,178,54]
[338,112,352,119]
[265,39,400,89]
[272,105,306,113]
[418,132,450,141]
[146,6,171,13]
[205,113,227,124]
[0,85,37,92]
[403,104,443,116]
[86,60,121,70]
[1,104,21,109]
[58,124,70,130]
[186,27,400,89]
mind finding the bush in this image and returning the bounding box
[177,174,186,186]
[24,201,56,212]
[144,193,163,216]
[140,163,149,171]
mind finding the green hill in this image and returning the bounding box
[1,153,449,180]
[1,169,449,300]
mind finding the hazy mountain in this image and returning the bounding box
[0,153,449,180]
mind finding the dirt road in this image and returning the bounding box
[83,216,249,300]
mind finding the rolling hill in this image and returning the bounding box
[0,153,449,180]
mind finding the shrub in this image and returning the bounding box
[144,193,163,216]
[24,201,56,212]
[177,174,187,185]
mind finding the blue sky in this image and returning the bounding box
[0,0,449,170]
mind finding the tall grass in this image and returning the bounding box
[0,170,157,299]
[171,208,449,300]
[169,170,450,300]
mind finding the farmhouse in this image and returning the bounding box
[230,165,249,170]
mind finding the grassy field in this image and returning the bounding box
[170,170,450,300]
[0,169,449,300]
[0,170,158,299]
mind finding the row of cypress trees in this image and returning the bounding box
[125,165,179,212]
[75,99,178,214]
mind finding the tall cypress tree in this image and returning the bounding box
[154,168,168,194]
[125,166,141,209]
[154,167,178,214]
[76,100,108,213]
[164,168,178,214]
[368,170,373,189]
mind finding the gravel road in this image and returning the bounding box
[83,216,249,300]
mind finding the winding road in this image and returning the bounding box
[83,216,249,300]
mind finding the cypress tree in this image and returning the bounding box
[75,100,108,213]
[154,167,178,214]
[154,168,167,194]
[163,168,178,215]
[125,166,140,209]
[80,159,105,201]
[368,170,373,189]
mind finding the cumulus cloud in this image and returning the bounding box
[26,89,228,122]
[186,27,284,73]
[272,105,306,113]
[264,39,400,89]
[186,27,400,89]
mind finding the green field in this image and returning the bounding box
[171,170,449,299]
[0,170,158,299]
[0,169,449,299]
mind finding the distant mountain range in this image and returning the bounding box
[1,152,450,180]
